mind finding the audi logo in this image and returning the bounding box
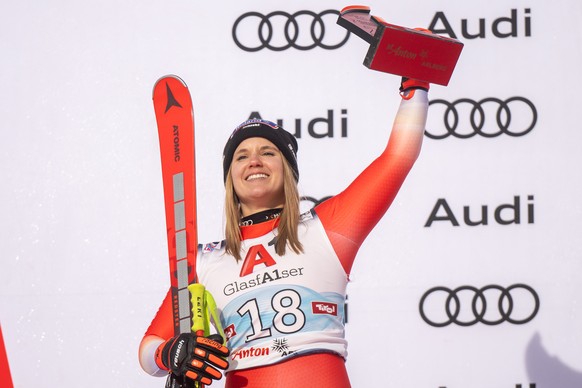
[232,10,350,52]
[419,284,540,327]
[426,97,537,139]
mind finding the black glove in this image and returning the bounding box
[165,373,197,388]
[156,333,229,386]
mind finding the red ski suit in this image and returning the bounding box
[140,89,428,387]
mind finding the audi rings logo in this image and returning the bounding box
[232,10,349,52]
[419,284,540,327]
[426,97,537,139]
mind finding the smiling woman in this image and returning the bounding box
[139,78,430,387]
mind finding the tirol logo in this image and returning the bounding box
[426,97,537,139]
[312,301,338,316]
[224,324,237,341]
[233,10,349,52]
[425,195,534,227]
[248,110,348,139]
[427,8,531,39]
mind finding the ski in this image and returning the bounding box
[152,75,201,337]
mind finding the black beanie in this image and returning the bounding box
[223,119,299,183]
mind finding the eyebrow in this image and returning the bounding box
[234,145,279,154]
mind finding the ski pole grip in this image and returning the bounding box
[188,283,206,335]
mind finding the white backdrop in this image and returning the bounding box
[2,1,582,387]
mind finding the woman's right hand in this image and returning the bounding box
[155,333,230,386]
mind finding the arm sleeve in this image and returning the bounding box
[315,89,428,274]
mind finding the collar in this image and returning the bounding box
[239,208,282,227]
[240,217,280,240]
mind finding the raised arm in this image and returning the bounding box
[315,83,429,274]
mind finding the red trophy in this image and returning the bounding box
[337,5,464,86]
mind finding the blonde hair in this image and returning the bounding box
[224,158,303,261]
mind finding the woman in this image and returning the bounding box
[139,78,429,387]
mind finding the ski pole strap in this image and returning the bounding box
[204,290,226,343]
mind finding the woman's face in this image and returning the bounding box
[230,137,286,216]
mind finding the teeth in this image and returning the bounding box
[246,174,268,181]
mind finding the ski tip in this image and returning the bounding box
[152,74,188,98]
